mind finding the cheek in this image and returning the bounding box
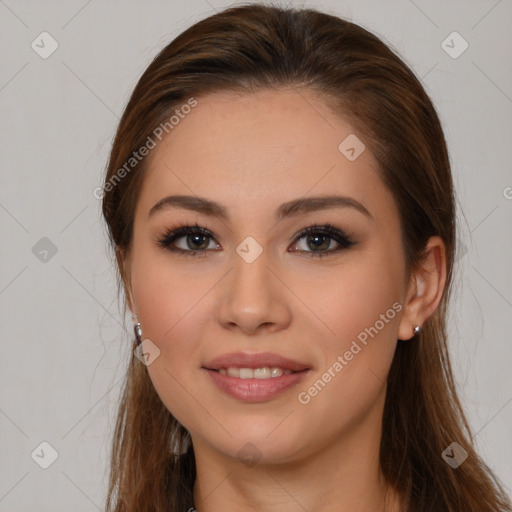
[130,250,216,427]
[131,245,211,347]
[290,301,399,452]
[293,250,403,419]
[301,250,403,353]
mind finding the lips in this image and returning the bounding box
[205,368,310,402]
[201,352,312,402]
[202,351,311,372]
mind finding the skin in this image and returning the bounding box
[120,87,446,512]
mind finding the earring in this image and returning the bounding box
[132,314,142,346]
[413,324,421,337]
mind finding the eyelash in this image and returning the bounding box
[156,222,356,258]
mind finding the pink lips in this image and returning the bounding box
[202,351,311,402]
[203,351,310,372]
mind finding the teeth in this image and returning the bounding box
[227,367,240,378]
[254,367,270,379]
[239,368,253,379]
[218,367,293,379]
[271,367,284,377]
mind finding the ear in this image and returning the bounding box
[397,236,447,340]
[116,246,135,315]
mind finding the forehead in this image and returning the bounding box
[137,88,394,222]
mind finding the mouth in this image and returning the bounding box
[201,352,311,402]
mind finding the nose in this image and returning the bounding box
[216,247,292,336]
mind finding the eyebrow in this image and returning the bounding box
[148,194,372,221]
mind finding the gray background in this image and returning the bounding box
[0,0,511,509]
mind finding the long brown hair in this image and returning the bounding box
[101,4,512,511]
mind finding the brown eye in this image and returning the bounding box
[157,223,219,257]
[289,224,356,258]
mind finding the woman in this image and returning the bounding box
[100,4,511,511]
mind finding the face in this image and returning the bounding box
[124,88,412,466]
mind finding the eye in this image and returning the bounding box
[289,223,356,258]
[157,222,219,257]
[156,222,355,258]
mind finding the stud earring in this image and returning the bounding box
[412,324,421,337]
